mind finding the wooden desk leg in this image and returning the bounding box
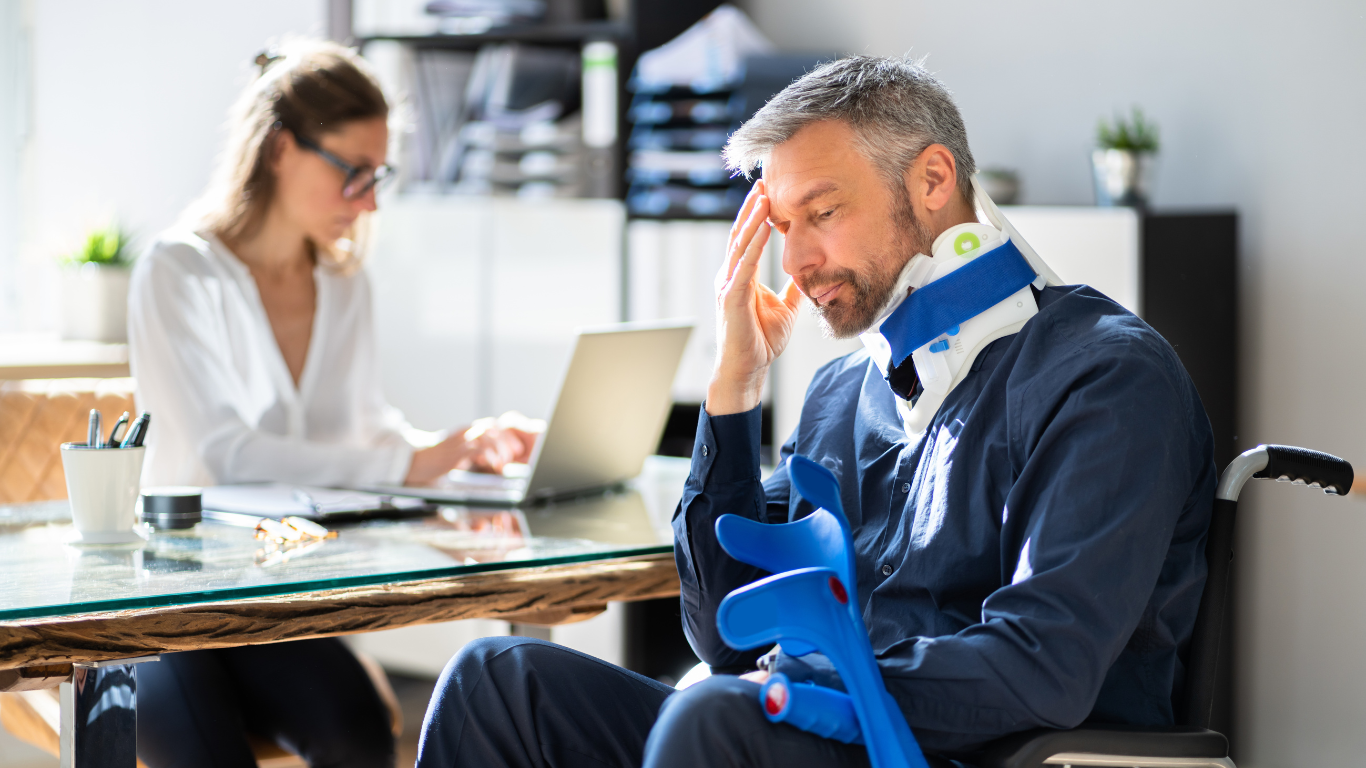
[60,658,158,768]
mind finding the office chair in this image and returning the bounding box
[714,445,1354,768]
[0,378,137,503]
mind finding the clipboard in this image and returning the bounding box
[201,483,435,523]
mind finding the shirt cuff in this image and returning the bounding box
[691,403,763,488]
[772,648,843,692]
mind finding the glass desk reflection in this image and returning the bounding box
[0,456,689,768]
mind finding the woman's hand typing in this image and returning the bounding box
[404,411,543,486]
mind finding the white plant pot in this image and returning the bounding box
[1091,149,1156,208]
[60,263,131,342]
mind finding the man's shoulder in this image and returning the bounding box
[1013,284,1199,411]
[1030,284,1177,364]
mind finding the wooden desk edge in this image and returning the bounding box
[0,553,680,672]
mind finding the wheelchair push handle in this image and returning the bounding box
[1255,444,1354,495]
[1216,444,1353,501]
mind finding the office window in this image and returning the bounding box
[0,1,27,332]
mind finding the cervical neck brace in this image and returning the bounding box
[859,178,1062,436]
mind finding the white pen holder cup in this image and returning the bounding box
[60,443,146,544]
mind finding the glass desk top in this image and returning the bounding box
[0,457,688,623]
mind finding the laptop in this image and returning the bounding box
[366,320,694,505]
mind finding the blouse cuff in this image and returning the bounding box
[385,441,416,485]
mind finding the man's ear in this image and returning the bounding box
[904,143,958,213]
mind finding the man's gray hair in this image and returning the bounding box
[724,55,976,202]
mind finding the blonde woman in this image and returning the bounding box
[127,41,532,767]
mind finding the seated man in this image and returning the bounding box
[415,55,1215,768]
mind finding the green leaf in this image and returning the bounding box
[63,224,136,267]
[1096,105,1160,152]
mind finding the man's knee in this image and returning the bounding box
[422,637,624,768]
[428,635,582,736]
[435,635,561,700]
[646,676,875,768]
[647,676,766,761]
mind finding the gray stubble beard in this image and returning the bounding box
[810,189,935,339]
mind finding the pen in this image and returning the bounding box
[132,412,151,447]
[121,412,151,449]
[107,412,130,448]
[292,488,325,516]
[87,409,101,448]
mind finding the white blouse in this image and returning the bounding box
[127,231,418,488]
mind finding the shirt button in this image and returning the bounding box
[701,445,709,457]
[901,482,911,493]
[881,564,894,576]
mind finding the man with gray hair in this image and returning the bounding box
[417,56,1214,768]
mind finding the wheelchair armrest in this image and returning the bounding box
[975,723,1228,768]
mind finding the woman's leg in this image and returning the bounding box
[221,637,396,768]
[417,636,675,768]
[135,649,258,768]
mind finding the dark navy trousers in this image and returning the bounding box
[416,636,876,768]
[135,637,394,768]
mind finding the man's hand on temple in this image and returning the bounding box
[706,180,804,416]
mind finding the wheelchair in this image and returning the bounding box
[714,444,1354,768]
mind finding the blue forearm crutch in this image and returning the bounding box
[759,673,863,744]
[714,455,929,768]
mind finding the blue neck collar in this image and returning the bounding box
[879,238,1037,368]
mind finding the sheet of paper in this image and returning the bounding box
[201,484,427,517]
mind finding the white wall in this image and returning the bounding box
[15,0,325,331]
[0,0,29,333]
[741,1,1366,765]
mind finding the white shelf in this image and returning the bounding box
[0,334,130,380]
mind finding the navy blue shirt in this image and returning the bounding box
[672,285,1216,754]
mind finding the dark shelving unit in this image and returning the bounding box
[366,21,629,50]
[357,0,725,203]
[1140,210,1239,470]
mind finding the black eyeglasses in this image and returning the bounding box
[294,134,396,201]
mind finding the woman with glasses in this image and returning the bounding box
[126,41,532,768]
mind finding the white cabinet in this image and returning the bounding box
[626,220,729,403]
[1004,206,1140,313]
[367,195,624,431]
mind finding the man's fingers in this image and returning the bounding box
[780,279,804,311]
[723,194,768,285]
[722,196,770,292]
[728,216,772,293]
[728,183,765,243]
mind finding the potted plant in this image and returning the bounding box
[60,225,136,343]
[1092,107,1159,207]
